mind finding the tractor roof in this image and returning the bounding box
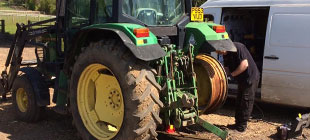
[201,0,310,8]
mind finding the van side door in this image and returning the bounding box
[262,6,310,107]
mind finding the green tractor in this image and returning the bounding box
[0,0,236,139]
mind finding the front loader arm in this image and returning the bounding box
[0,19,57,100]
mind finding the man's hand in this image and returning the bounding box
[231,59,249,77]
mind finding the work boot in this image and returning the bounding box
[227,124,247,132]
[235,125,246,132]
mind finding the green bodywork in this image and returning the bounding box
[184,22,230,55]
[83,23,158,46]
[155,44,198,128]
[56,71,68,106]
[152,22,228,138]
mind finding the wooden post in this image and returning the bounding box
[0,20,5,33]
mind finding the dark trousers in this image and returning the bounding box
[235,79,259,128]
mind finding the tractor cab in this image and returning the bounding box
[120,0,187,26]
[63,0,190,26]
[60,0,194,48]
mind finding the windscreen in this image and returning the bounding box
[123,0,185,26]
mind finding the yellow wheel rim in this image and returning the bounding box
[16,88,28,113]
[195,54,228,114]
[194,63,212,107]
[77,64,124,140]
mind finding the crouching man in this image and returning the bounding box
[216,42,260,132]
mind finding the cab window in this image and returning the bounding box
[94,0,113,23]
[122,0,185,26]
[67,0,90,27]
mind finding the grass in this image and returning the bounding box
[0,0,54,34]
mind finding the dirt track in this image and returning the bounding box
[0,33,309,140]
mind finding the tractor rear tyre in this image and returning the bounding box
[12,74,44,122]
[70,40,163,140]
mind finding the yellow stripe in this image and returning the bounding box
[224,34,229,39]
[137,40,144,45]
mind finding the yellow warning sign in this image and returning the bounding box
[191,7,204,22]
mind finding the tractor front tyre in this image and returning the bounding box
[70,40,163,140]
[12,74,44,122]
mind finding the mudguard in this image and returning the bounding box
[20,67,50,106]
[184,22,236,55]
[71,24,166,61]
[101,28,166,61]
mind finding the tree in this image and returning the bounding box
[192,0,207,7]
[25,0,56,15]
[25,0,37,10]
[9,0,24,6]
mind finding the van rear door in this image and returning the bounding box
[262,6,310,107]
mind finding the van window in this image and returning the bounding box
[270,14,310,48]
[204,14,214,22]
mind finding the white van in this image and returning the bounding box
[201,0,310,108]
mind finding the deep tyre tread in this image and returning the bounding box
[12,74,44,122]
[70,40,162,140]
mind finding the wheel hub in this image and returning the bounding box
[16,88,28,113]
[109,89,121,110]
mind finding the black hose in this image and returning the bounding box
[250,103,280,127]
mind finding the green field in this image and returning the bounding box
[0,1,54,34]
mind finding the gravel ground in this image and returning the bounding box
[0,33,309,140]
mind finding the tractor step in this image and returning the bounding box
[21,60,37,66]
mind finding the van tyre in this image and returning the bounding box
[12,74,44,122]
[70,40,162,140]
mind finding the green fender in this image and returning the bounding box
[65,23,166,70]
[184,22,236,55]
